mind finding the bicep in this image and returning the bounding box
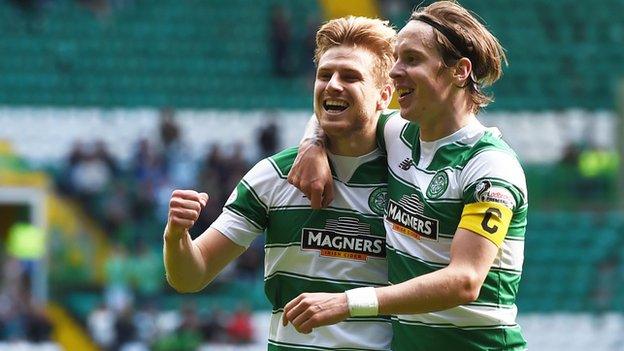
[448,228,499,282]
[194,227,247,279]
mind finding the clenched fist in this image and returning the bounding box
[165,190,209,240]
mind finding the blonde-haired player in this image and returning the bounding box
[164,16,397,350]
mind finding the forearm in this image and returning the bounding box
[163,228,209,293]
[301,115,326,147]
[376,266,480,315]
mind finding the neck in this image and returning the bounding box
[327,128,377,157]
[419,97,475,142]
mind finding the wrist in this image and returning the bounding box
[345,287,379,317]
[164,224,187,243]
[302,136,326,149]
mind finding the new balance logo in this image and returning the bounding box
[399,158,413,170]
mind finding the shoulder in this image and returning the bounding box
[377,109,416,150]
[460,148,527,209]
[380,109,410,132]
[263,146,299,179]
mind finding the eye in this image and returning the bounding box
[404,55,418,65]
[317,72,331,80]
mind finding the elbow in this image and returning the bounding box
[171,285,201,294]
[166,276,204,294]
[456,271,482,304]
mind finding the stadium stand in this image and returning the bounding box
[0,0,622,349]
[0,0,623,110]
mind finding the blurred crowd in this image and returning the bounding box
[2,107,280,348]
[87,301,254,350]
[0,257,53,344]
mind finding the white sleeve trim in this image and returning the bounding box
[383,112,408,148]
[210,209,264,248]
[459,150,527,202]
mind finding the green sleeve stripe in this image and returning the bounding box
[241,179,269,212]
[225,182,268,229]
[224,205,264,230]
[267,157,287,179]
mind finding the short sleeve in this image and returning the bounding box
[457,150,527,247]
[210,159,275,248]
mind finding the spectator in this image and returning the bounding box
[87,302,116,349]
[69,142,114,212]
[225,305,254,344]
[104,244,133,313]
[130,241,164,304]
[269,5,293,76]
[256,116,280,159]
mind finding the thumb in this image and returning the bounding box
[198,192,209,207]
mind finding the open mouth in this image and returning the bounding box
[323,99,349,113]
[397,88,414,98]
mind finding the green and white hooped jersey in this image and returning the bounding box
[211,147,392,351]
[377,111,528,351]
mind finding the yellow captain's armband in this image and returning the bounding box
[458,202,513,247]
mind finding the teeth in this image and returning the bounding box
[325,99,349,107]
[397,88,413,96]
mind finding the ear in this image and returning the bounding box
[453,57,472,85]
[377,83,394,111]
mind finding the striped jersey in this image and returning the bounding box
[377,110,528,350]
[211,147,392,351]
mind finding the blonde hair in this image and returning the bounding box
[411,1,507,112]
[314,16,397,87]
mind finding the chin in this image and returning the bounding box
[399,106,418,122]
[320,122,350,137]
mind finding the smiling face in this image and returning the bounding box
[390,20,456,124]
[314,45,389,141]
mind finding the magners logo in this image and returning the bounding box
[386,195,439,241]
[301,217,385,261]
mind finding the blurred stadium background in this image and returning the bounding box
[0,0,622,350]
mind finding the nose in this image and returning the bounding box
[389,61,402,80]
[326,72,343,93]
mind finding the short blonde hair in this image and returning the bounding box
[411,1,507,112]
[314,16,397,87]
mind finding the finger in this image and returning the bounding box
[298,314,322,333]
[321,183,334,208]
[198,192,209,207]
[169,198,202,212]
[172,190,201,201]
[291,306,315,330]
[284,296,307,326]
[288,175,299,187]
[170,208,200,221]
[309,192,322,210]
[283,295,303,326]
[309,184,323,209]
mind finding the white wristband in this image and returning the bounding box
[345,287,378,317]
